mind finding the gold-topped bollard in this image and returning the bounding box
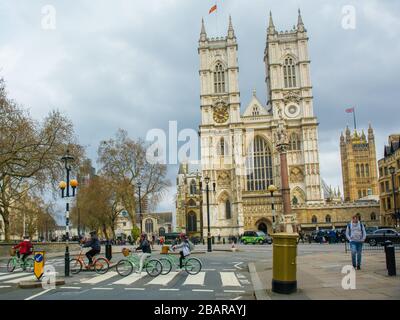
[271,233,299,294]
[161,245,170,254]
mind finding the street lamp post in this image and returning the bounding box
[268,185,278,233]
[200,176,215,252]
[59,150,78,277]
[389,167,399,227]
[137,182,143,234]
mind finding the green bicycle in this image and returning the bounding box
[116,249,162,277]
[7,255,34,273]
[159,248,202,275]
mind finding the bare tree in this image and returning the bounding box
[97,129,170,223]
[0,78,83,241]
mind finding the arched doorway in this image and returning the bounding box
[258,222,268,234]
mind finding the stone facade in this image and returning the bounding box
[378,134,400,226]
[340,124,378,201]
[196,12,323,237]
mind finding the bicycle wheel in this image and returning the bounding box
[159,257,172,275]
[24,258,34,272]
[185,257,202,275]
[7,258,16,272]
[145,259,162,277]
[69,258,83,274]
[94,257,109,274]
[116,259,134,276]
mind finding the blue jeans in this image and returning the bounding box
[350,242,363,267]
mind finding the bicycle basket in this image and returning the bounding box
[9,248,16,256]
[122,248,131,257]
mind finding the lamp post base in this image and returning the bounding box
[207,236,212,252]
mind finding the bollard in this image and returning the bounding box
[202,238,205,245]
[272,233,298,294]
[223,238,225,245]
[212,237,215,244]
[384,241,396,276]
[105,242,112,261]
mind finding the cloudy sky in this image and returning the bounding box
[1,0,399,220]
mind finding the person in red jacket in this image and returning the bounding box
[13,236,33,262]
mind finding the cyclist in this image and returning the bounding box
[135,233,152,274]
[82,231,101,266]
[172,233,191,270]
[13,236,33,263]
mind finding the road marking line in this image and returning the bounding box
[202,269,216,271]
[125,288,145,291]
[224,290,245,293]
[0,272,31,281]
[0,285,11,288]
[222,269,237,271]
[183,272,205,286]
[192,289,214,292]
[81,272,118,284]
[5,275,36,283]
[146,272,179,286]
[61,286,82,290]
[232,296,242,300]
[160,288,179,291]
[92,287,114,290]
[113,273,146,285]
[220,272,241,287]
[25,289,53,300]
[234,262,243,270]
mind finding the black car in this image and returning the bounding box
[365,228,400,246]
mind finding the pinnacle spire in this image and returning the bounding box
[268,11,276,35]
[297,8,305,32]
[199,18,207,42]
[227,15,236,39]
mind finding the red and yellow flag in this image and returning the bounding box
[209,4,217,14]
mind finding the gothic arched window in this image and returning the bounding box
[214,63,226,93]
[289,133,301,151]
[361,164,365,177]
[325,215,332,223]
[356,164,360,177]
[370,212,376,221]
[246,136,273,191]
[225,199,232,219]
[252,106,259,116]
[159,227,166,236]
[218,137,225,156]
[365,164,370,177]
[187,212,197,232]
[311,215,317,224]
[283,57,297,88]
[190,180,197,195]
[145,219,154,234]
[188,199,196,207]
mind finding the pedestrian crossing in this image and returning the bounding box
[0,269,250,292]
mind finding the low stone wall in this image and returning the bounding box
[0,242,81,258]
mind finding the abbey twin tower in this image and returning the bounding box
[176,11,378,238]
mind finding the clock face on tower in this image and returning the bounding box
[213,103,229,124]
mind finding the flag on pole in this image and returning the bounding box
[345,107,355,113]
[345,107,357,129]
[209,4,217,14]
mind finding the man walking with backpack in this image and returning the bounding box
[346,214,366,270]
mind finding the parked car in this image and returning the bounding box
[365,228,400,246]
[241,231,272,245]
[365,226,379,234]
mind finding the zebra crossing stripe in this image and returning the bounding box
[220,272,241,287]
[182,272,205,286]
[146,272,179,286]
[81,272,118,284]
[113,273,147,285]
[5,275,36,283]
[0,273,32,281]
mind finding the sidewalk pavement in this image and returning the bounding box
[249,251,400,300]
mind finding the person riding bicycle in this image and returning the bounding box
[13,236,33,263]
[135,233,152,274]
[82,231,101,266]
[172,233,192,270]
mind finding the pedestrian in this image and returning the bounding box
[135,234,152,274]
[345,214,366,270]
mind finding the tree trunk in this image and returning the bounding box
[102,224,109,240]
[1,208,10,242]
